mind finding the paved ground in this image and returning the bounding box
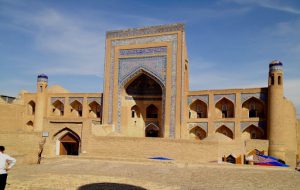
[5,157,300,190]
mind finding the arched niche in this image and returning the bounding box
[189,99,208,118]
[241,125,264,140]
[146,104,158,118]
[189,126,207,140]
[242,97,265,118]
[26,120,33,128]
[215,98,234,118]
[52,100,64,116]
[131,105,140,118]
[216,125,233,139]
[89,101,101,118]
[27,100,35,115]
[70,100,82,117]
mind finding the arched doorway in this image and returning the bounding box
[59,132,80,155]
[145,123,159,137]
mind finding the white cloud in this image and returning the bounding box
[226,0,300,14]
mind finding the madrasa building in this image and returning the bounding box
[1,23,299,167]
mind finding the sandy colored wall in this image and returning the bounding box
[0,133,41,164]
[297,119,300,161]
[0,103,25,132]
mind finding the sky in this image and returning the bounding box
[0,0,299,115]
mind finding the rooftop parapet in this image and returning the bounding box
[106,23,184,39]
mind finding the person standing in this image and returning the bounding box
[0,146,16,190]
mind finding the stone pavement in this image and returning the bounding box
[5,157,300,190]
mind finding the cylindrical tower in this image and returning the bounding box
[33,74,48,132]
[267,60,285,158]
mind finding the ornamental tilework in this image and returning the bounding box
[118,56,167,85]
[119,47,167,57]
[240,121,266,132]
[51,97,65,104]
[214,122,235,132]
[188,95,209,105]
[169,39,178,138]
[241,93,267,104]
[108,35,177,125]
[87,97,102,105]
[214,94,236,105]
[188,122,208,133]
[69,97,84,104]
[108,34,178,137]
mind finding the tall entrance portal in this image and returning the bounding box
[121,73,164,137]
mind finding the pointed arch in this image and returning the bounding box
[27,100,35,115]
[131,105,140,118]
[189,99,208,118]
[242,97,265,118]
[146,104,158,118]
[53,128,81,156]
[89,101,101,118]
[26,120,33,128]
[215,97,234,118]
[242,124,264,140]
[216,125,233,139]
[70,100,83,117]
[121,68,165,90]
[52,100,64,116]
[189,126,207,140]
[145,123,159,137]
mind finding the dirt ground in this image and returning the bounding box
[5,157,300,190]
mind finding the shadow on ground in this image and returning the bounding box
[77,182,147,190]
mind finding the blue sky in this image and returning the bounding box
[0,0,299,114]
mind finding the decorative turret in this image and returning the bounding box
[267,60,284,160]
[34,74,48,132]
[37,74,48,93]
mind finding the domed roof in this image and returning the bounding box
[37,73,48,79]
[47,84,69,93]
[269,60,283,66]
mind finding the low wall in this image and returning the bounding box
[0,133,41,164]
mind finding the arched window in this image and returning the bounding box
[131,105,139,118]
[242,97,265,118]
[271,75,274,85]
[52,100,64,116]
[216,125,233,139]
[241,125,264,140]
[278,76,282,85]
[27,101,35,115]
[146,104,158,118]
[89,101,101,118]
[215,98,234,118]
[70,100,82,117]
[189,126,207,140]
[189,99,208,118]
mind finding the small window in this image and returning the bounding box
[278,76,282,85]
[271,75,274,85]
[189,111,191,119]
[131,110,135,118]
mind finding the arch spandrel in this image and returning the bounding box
[118,56,167,86]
